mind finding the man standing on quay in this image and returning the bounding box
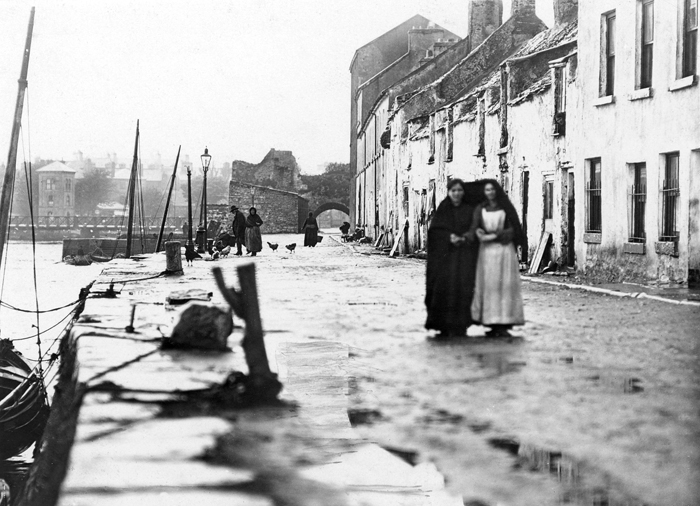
[229,205,247,256]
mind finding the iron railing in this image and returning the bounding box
[628,183,646,243]
[585,180,602,233]
[660,179,680,241]
[9,215,187,230]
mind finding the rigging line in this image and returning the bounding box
[84,348,160,385]
[0,297,79,313]
[10,306,78,342]
[24,87,43,377]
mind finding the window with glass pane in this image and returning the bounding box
[606,14,616,95]
[629,163,646,242]
[641,1,654,88]
[661,153,680,241]
[544,180,554,219]
[684,0,698,77]
[586,159,602,233]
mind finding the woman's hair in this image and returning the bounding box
[478,178,524,245]
[481,179,509,204]
[447,178,465,191]
[249,207,257,214]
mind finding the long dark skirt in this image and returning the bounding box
[245,227,262,253]
[425,240,478,335]
[304,227,318,247]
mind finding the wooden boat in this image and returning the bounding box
[0,340,49,459]
[0,9,51,460]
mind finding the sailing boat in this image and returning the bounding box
[0,8,51,459]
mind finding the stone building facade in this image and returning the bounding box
[37,161,76,217]
[229,181,308,234]
[231,149,304,192]
[351,0,700,284]
[574,0,700,283]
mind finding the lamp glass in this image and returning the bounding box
[201,147,212,172]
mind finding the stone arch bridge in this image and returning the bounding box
[311,202,349,219]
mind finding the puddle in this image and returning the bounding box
[487,437,649,505]
[347,408,384,426]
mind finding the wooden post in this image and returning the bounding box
[165,241,182,273]
[213,265,281,401]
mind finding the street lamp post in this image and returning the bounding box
[186,165,194,251]
[200,147,212,253]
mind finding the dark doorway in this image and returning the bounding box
[521,172,529,263]
[567,172,576,267]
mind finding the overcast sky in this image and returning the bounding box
[0,0,554,175]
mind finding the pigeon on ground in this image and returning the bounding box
[285,243,297,253]
[184,245,201,265]
[268,242,279,252]
[220,245,231,258]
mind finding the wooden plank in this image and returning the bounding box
[373,232,385,248]
[389,222,407,258]
[528,232,552,274]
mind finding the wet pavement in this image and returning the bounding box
[49,234,699,506]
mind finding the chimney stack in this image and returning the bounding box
[511,0,536,17]
[468,0,504,50]
[554,0,578,24]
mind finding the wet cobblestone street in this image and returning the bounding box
[33,235,700,506]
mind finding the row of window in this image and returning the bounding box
[585,152,680,243]
[601,0,697,96]
[45,194,72,206]
[43,178,72,192]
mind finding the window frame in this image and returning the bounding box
[660,152,680,241]
[682,0,698,77]
[628,163,647,243]
[600,11,617,97]
[639,0,654,89]
[586,158,602,233]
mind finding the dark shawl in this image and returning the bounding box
[303,217,319,246]
[425,185,482,333]
[246,214,263,228]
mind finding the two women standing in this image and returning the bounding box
[425,179,524,337]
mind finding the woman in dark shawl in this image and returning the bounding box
[244,207,263,256]
[302,212,319,247]
[425,179,483,337]
[469,179,525,337]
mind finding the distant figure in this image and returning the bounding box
[470,179,525,337]
[425,179,482,338]
[340,221,350,242]
[182,221,189,237]
[229,205,247,256]
[245,207,263,256]
[302,212,319,247]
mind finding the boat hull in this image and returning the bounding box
[0,341,50,460]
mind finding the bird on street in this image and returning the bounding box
[285,243,297,253]
[185,245,201,265]
[268,242,279,252]
[220,245,231,257]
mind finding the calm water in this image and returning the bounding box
[0,241,101,358]
[1,241,101,495]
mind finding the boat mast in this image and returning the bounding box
[0,8,35,270]
[125,120,139,259]
[155,145,180,253]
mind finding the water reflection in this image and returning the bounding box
[488,437,648,506]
